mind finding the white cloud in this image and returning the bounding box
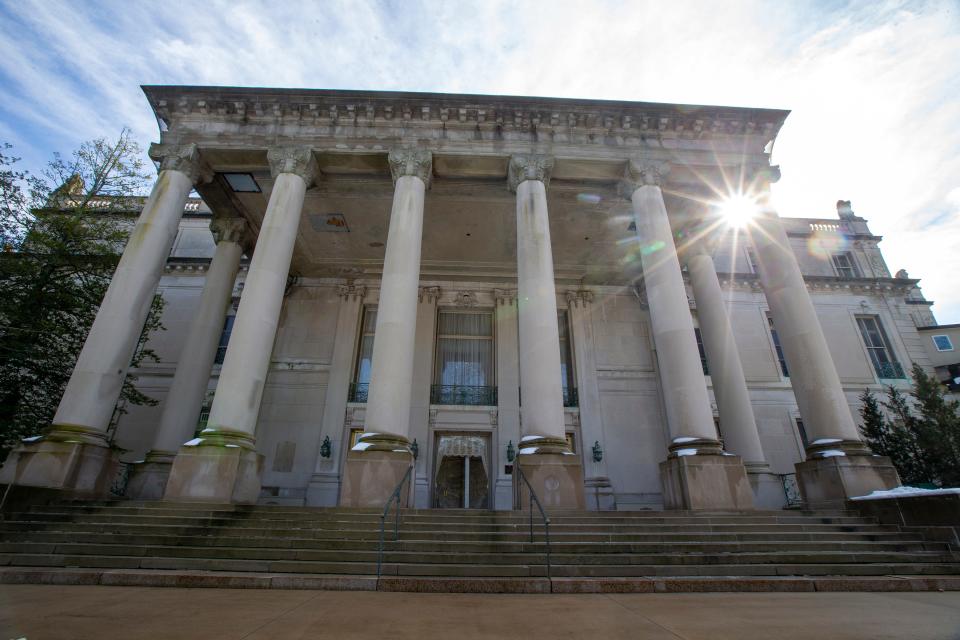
[0,0,957,320]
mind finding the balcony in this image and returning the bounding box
[430,385,498,406]
[562,386,579,408]
[875,361,906,379]
[347,382,369,403]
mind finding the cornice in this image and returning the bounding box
[709,272,921,295]
[142,85,788,148]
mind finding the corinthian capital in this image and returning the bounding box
[507,154,554,192]
[149,143,212,185]
[388,148,433,186]
[210,216,249,245]
[267,146,319,185]
[620,160,671,198]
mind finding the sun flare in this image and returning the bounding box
[717,194,759,229]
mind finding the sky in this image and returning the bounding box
[0,0,958,321]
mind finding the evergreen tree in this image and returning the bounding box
[908,363,960,486]
[0,131,164,457]
[879,385,931,485]
[858,389,889,454]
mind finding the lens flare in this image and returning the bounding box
[717,194,758,228]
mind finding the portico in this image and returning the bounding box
[0,86,902,510]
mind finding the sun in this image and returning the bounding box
[717,193,758,228]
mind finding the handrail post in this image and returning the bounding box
[377,463,414,586]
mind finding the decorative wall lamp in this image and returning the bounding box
[506,440,515,462]
[411,438,419,460]
[319,436,332,458]
[592,440,603,462]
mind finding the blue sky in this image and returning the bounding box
[1,0,958,321]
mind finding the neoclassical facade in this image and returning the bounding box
[5,86,942,511]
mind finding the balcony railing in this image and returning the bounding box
[430,385,498,406]
[348,382,369,403]
[875,361,906,379]
[562,387,579,408]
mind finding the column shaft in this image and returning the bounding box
[686,251,766,464]
[629,182,718,449]
[363,174,426,444]
[515,178,566,445]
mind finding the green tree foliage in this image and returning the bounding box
[859,366,960,487]
[0,130,164,457]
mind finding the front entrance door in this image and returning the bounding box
[432,433,490,509]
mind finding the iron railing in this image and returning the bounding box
[513,462,553,589]
[874,361,906,379]
[376,464,414,583]
[562,387,579,408]
[348,382,369,403]
[779,473,803,508]
[430,384,497,406]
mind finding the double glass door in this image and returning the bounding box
[432,433,490,509]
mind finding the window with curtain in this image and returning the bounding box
[432,311,495,405]
[349,307,376,402]
[856,316,905,379]
[214,315,235,365]
[694,327,709,375]
[767,314,789,377]
[558,310,577,406]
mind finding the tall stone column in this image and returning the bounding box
[305,284,366,506]
[410,285,440,508]
[566,290,615,510]
[127,216,248,500]
[747,168,898,507]
[622,160,752,510]
[0,144,209,497]
[340,148,431,507]
[509,154,584,509]
[685,242,781,507]
[494,288,520,510]
[164,147,318,504]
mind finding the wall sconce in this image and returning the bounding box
[411,438,419,460]
[506,440,515,462]
[592,440,603,462]
[319,436,332,459]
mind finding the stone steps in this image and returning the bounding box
[1,502,957,590]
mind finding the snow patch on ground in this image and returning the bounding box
[851,486,960,500]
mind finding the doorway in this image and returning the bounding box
[432,433,491,509]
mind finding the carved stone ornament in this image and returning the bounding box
[267,146,319,185]
[337,284,367,301]
[388,148,433,186]
[493,288,517,306]
[620,159,671,197]
[507,154,554,191]
[149,142,212,185]
[210,216,248,246]
[418,286,440,303]
[565,289,595,308]
[454,290,478,308]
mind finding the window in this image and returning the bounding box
[432,311,496,405]
[746,248,759,274]
[767,315,789,377]
[694,327,709,375]
[856,316,905,379]
[349,307,376,402]
[831,252,858,278]
[558,310,578,407]
[933,335,954,352]
[795,418,809,448]
[214,315,235,365]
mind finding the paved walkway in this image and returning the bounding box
[1,585,959,639]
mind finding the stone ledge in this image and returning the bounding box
[2,568,958,593]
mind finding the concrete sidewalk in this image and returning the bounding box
[1,585,959,639]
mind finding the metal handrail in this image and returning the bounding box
[513,462,553,589]
[376,464,414,582]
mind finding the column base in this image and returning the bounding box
[125,451,176,501]
[514,453,585,510]
[340,449,414,507]
[745,463,788,509]
[0,434,118,499]
[795,453,900,510]
[163,443,263,504]
[659,454,755,510]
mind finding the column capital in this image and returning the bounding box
[267,146,319,185]
[620,160,672,198]
[210,216,249,246]
[493,288,517,306]
[565,289,595,308]
[337,283,367,301]
[388,148,433,187]
[508,154,554,192]
[149,143,213,185]
[418,285,440,303]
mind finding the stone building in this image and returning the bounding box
[6,85,941,512]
